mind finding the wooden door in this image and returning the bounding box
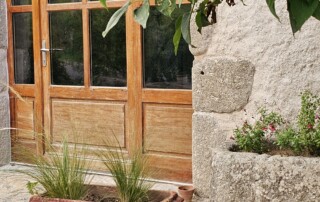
[8,0,193,183]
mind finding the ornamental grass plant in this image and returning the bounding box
[19,138,92,200]
[97,139,153,202]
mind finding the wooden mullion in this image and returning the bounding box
[40,0,52,146]
[7,0,16,142]
[32,0,44,155]
[126,3,143,154]
[83,8,90,88]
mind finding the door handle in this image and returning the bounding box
[41,48,63,52]
[41,40,63,66]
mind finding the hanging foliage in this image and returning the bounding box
[100,0,320,54]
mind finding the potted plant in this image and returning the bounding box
[209,91,320,201]
[96,138,183,202]
[231,91,320,156]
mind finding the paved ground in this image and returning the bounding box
[0,163,182,202]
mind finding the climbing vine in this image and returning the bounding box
[100,0,320,54]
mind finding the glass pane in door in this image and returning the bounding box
[12,0,32,5]
[90,9,126,87]
[13,13,34,84]
[143,6,194,89]
[49,11,84,85]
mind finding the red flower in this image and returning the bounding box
[269,124,276,132]
[307,124,313,129]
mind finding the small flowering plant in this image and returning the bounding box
[232,91,320,156]
[233,108,284,154]
[276,91,320,156]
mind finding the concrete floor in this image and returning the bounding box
[0,163,186,202]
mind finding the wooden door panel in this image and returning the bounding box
[15,98,35,140]
[51,99,126,147]
[143,104,192,155]
[148,154,192,183]
[12,97,37,162]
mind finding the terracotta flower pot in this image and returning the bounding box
[178,185,194,202]
[29,195,91,202]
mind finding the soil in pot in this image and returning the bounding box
[76,185,183,202]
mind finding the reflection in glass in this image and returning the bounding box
[49,11,83,85]
[12,0,32,5]
[13,13,34,84]
[90,9,126,87]
[48,0,81,3]
[144,6,194,89]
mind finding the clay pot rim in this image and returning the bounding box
[178,185,195,192]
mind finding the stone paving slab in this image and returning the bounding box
[0,165,31,202]
[0,164,183,202]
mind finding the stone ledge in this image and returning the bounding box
[210,149,320,202]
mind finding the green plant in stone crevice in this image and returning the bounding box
[276,91,320,156]
[233,108,284,154]
[99,0,320,54]
[18,138,92,200]
[97,139,153,202]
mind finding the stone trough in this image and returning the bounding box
[209,149,320,202]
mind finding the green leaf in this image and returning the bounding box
[312,5,320,20]
[156,0,176,17]
[178,0,183,8]
[102,1,131,38]
[173,16,182,55]
[266,0,279,21]
[195,10,211,33]
[287,0,319,34]
[99,0,107,9]
[181,12,191,45]
[134,0,150,29]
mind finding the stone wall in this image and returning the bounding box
[191,0,320,201]
[0,1,10,165]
